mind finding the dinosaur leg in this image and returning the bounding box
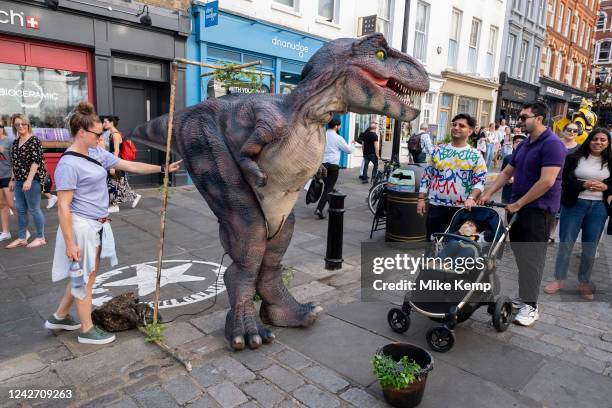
[257,213,323,327]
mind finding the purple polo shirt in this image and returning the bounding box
[509,127,566,213]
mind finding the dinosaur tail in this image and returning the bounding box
[128,113,172,152]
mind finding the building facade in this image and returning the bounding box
[0,0,190,186]
[497,0,548,127]
[590,0,612,125]
[540,0,598,122]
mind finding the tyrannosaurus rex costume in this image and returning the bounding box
[131,34,429,350]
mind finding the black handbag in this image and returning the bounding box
[305,177,324,205]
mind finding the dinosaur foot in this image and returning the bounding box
[260,301,324,328]
[225,306,275,351]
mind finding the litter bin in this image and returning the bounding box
[385,165,427,242]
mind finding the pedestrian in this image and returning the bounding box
[315,118,354,218]
[417,113,487,239]
[359,121,379,183]
[484,122,497,170]
[479,101,566,326]
[544,128,611,300]
[477,133,487,158]
[548,123,581,242]
[469,125,481,148]
[44,102,182,344]
[0,121,16,242]
[408,123,433,164]
[501,134,527,203]
[501,126,513,159]
[42,172,58,209]
[103,116,141,213]
[6,114,47,249]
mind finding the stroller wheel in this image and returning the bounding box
[493,296,513,332]
[426,326,455,352]
[387,308,410,333]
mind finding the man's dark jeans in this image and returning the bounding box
[317,163,340,213]
[361,154,378,180]
[426,204,462,241]
[508,207,554,305]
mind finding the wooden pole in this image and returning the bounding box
[153,61,178,324]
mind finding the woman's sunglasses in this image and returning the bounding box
[566,128,579,133]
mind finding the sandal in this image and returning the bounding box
[579,283,594,301]
[26,238,47,248]
[6,238,28,249]
[543,280,563,294]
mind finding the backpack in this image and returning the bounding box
[408,132,423,155]
[119,139,137,161]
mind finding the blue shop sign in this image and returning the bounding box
[204,1,219,27]
[194,11,325,63]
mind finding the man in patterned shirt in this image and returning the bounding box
[417,113,488,240]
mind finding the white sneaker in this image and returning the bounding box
[46,194,58,209]
[0,232,11,242]
[514,303,539,327]
[108,205,120,213]
[131,194,142,209]
[26,230,31,240]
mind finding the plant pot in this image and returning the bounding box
[380,343,434,408]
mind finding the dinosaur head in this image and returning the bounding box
[300,33,429,122]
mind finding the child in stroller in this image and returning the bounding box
[437,219,493,269]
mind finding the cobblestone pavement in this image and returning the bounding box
[1,168,611,408]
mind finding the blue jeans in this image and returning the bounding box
[361,154,378,180]
[14,180,45,239]
[554,199,608,283]
[485,143,494,169]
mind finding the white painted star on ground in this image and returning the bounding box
[103,262,205,296]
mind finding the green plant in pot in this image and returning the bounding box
[372,343,434,408]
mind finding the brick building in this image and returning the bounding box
[590,0,612,124]
[540,0,598,119]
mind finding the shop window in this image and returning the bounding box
[0,63,88,132]
[448,9,462,69]
[318,0,338,23]
[207,47,241,63]
[280,72,301,94]
[243,54,274,70]
[281,59,305,75]
[112,58,164,82]
[457,96,477,117]
[467,18,481,73]
[413,1,430,63]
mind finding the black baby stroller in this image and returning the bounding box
[387,204,518,352]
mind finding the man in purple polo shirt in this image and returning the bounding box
[480,101,566,327]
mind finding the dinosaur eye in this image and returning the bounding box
[375,50,386,61]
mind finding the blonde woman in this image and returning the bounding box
[44,102,182,344]
[6,114,46,248]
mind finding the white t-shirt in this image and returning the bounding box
[574,155,610,200]
[323,129,354,165]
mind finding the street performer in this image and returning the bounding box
[44,102,182,345]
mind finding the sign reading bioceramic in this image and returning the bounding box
[272,37,310,58]
[0,81,59,108]
[0,8,40,30]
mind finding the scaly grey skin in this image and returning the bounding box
[131,33,429,351]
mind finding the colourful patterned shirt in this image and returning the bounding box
[419,143,487,206]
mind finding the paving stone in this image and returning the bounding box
[132,387,179,408]
[0,353,47,382]
[79,393,122,408]
[601,332,612,343]
[260,364,305,392]
[583,346,612,363]
[207,382,248,408]
[540,334,583,352]
[237,402,260,408]
[121,375,161,396]
[290,281,336,303]
[105,398,140,408]
[508,333,563,357]
[187,394,222,408]
[261,341,287,355]
[192,363,224,388]
[129,365,161,380]
[232,350,275,371]
[190,310,228,334]
[301,365,349,393]
[292,384,340,408]
[36,345,73,364]
[163,374,202,405]
[241,379,284,407]
[275,349,312,371]
[164,322,205,347]
[276,399,305,408]
[557,350,607,375]
[339,387,384,408]
[212,356,256,384]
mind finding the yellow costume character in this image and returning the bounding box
[552,98,597,144]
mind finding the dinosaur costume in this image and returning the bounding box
[131,34,429,350]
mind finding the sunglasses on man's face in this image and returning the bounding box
[517,114,535,122]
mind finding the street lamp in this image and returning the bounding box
[597,67,609,119]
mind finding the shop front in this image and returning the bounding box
[187,10,356,167]
[0,0,189,186]
[538,77,594,127]
[496,76,538,128]
[438,71,498,138]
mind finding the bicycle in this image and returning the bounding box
[367,159,399,214]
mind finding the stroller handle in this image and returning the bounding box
[482,201,507,208]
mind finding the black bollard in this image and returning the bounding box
[325,190,347,270]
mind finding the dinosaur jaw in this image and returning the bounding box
[348,67,427,122]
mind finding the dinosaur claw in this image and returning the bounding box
[259,327,275,344]
[231,336,245,351]
[246,333,263,349]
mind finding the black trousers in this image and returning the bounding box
[508,207,554,305]
[361,154,378,180]
[316,163,339,213]
[426,204,462,241]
